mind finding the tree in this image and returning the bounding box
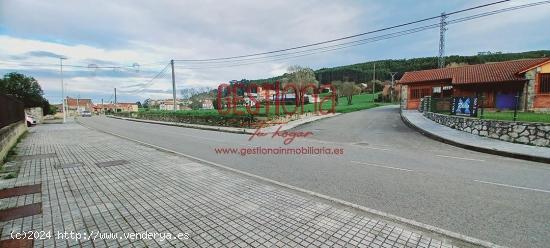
[136,101,142,108]
[330,80,343,105]
[189,90,215,110]
[369,80,384,93]
[0,72,52,115]
[282,65,319,105]
[341,82,361,105]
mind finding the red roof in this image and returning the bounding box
[66,97,93,107]
[399,58,550,85]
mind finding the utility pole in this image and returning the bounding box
[372,63,376,102]
[390,72,398,102]
[76,94,80,115]
[60,57,67,123]
[171,59,177,111]
[114,88,117,113]
[438,12,448,68]
[101,98,104,115]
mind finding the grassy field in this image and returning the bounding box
[481,111,550,123]
[141,93,386,116]
[242,93,383,115]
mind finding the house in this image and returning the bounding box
[65,97,93,116]
[398,58,550,111]
[93,103,138,113]
[257,86,276,101]
[150,98,191,109]
[116,103,139,112]
[201,99,214,109]
[159,102,183,111]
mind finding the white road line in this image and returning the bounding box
[361,146,392,151]
[350,161,413,172]
[435,154,485,162]
[77,120,505,248]
[473,180,550,194]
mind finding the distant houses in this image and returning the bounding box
[93,103,138,114]
[53,97,94,116]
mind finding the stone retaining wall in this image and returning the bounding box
[424,112,550,147]
[0,121,27,163]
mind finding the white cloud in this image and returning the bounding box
[0,0,548,103]
[0,0,374,102]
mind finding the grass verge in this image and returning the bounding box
[481,111,550,123]
[1,130,27,179]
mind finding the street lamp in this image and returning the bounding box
[60,56,67,123]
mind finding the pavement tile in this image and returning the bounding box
[0,122,461,247]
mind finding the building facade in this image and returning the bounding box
[398,58,550,111]
[65,97,93,116]
[93,103,138,114]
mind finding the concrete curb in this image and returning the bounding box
[77,119,505,248]
[106,114,339,135]
[400,111,550,164]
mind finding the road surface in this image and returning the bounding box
[78,106,550,248]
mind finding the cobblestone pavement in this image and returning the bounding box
[0,122,463,247]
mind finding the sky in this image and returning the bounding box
[0,0,549,104]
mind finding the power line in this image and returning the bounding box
[174,24,443,66]
[118,63,171,93]
[171,0,549,70]
[4,0,547,95]
[174,24,442,70]
[173,0,512,62]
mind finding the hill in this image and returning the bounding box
[250,50,550,85]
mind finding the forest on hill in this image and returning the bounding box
[249,50,550,85]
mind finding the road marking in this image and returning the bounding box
[435,154,485,162]
[361,146,392,151]
[77,120,505,248]
[473,180,550,194]
[350,161,413,172]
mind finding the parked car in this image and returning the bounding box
[25,114,36,127]
[81,110,92,117]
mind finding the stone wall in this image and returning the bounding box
[424,112,550,147]
[0,121,27,163]
[25,107,43,123]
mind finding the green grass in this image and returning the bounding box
[139,108,222,116]
[3,172,16,179]
[231,93,383,115]
[481,111,550,123]
[2,131,26,164]
[1,131,27,180]
[136,93,384,117]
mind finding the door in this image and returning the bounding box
[495,91,517,110]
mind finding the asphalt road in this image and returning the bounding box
[78,106,550,248]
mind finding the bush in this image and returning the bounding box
[113,110,260,128]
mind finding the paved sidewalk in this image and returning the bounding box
[0,122,466,247]
[402,110,550,163]
[108,113,339,134]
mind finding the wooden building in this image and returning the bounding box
[398,58,550,111]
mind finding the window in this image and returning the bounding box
[540,73,550,93]
[410,88,432,99]
[431,86,453,98]
[442,85,453,97]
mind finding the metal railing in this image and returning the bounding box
[0,94,25,129]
